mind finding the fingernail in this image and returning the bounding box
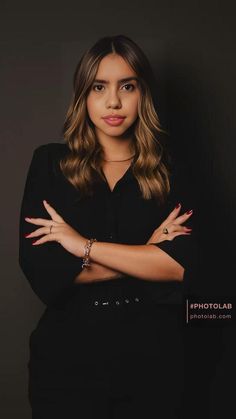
[25,216,32,219]
[32,240,38,245]
[186,209,193,214]
[175,202,181,209]
[24,233,30,237]
[185,227,192,231]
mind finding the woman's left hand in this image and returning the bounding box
[24,200,87,258]
[146,203,193,245]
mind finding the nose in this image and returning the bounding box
[106,87,122,109]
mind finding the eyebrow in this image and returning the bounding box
[93,77,139,84]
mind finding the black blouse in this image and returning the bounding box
[18,142,199,308]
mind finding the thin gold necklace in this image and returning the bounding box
[103,153,135,162]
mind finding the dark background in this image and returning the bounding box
[0,0,235,417]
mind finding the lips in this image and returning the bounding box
[104,117,124,120]
[102,115,126,126]
[102,114,125,119]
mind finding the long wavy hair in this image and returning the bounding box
[60,34,171,205]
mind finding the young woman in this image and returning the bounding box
[19,35,197,418]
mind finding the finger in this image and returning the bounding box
[166,231,192,241]
[161,203,182,225]
[43,200,64,222]
[25,226,52,238]
[172,231,192,237]
[31,233,59,246]
[172,210,193,225]
[25,217,52,226]
[161,223,190,235]
[172,224,192,232]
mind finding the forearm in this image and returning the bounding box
[74,261,125,284]
[88,242,184,282]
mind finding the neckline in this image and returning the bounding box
[101,161,134,193]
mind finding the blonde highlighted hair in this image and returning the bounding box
[60,34,171,205]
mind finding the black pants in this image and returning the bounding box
[28,281,184,418]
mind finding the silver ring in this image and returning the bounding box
[163,227,169,234]
[49,224,53,234]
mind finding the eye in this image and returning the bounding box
[92,84,105,92]
[122,83,135,91]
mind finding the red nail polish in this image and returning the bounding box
[32,240,37,244]
[175,203,181,209]
[24,233,30,237]
[186,209,193,214]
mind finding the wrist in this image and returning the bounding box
[77,237,88,258]
[81,238,97,268]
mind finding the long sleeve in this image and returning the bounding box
[18,144,84,307]
[150,160,200,293]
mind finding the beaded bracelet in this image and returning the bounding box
[82,238,97,269]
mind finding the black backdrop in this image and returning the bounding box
[0,1,235,417]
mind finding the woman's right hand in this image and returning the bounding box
[146,204,193,245]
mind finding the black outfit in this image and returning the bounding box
[19,142,198,418]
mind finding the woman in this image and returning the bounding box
[19,35,197,418]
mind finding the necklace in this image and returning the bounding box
[103,153,136,162]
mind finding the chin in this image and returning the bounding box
[96,124,131,137]
[103,131,127,138]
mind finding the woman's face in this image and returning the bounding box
[86,53,140,139]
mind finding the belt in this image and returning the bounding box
[71,280,155,313]
[91,295,141,309]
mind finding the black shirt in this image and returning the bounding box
[18,142,198,308]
